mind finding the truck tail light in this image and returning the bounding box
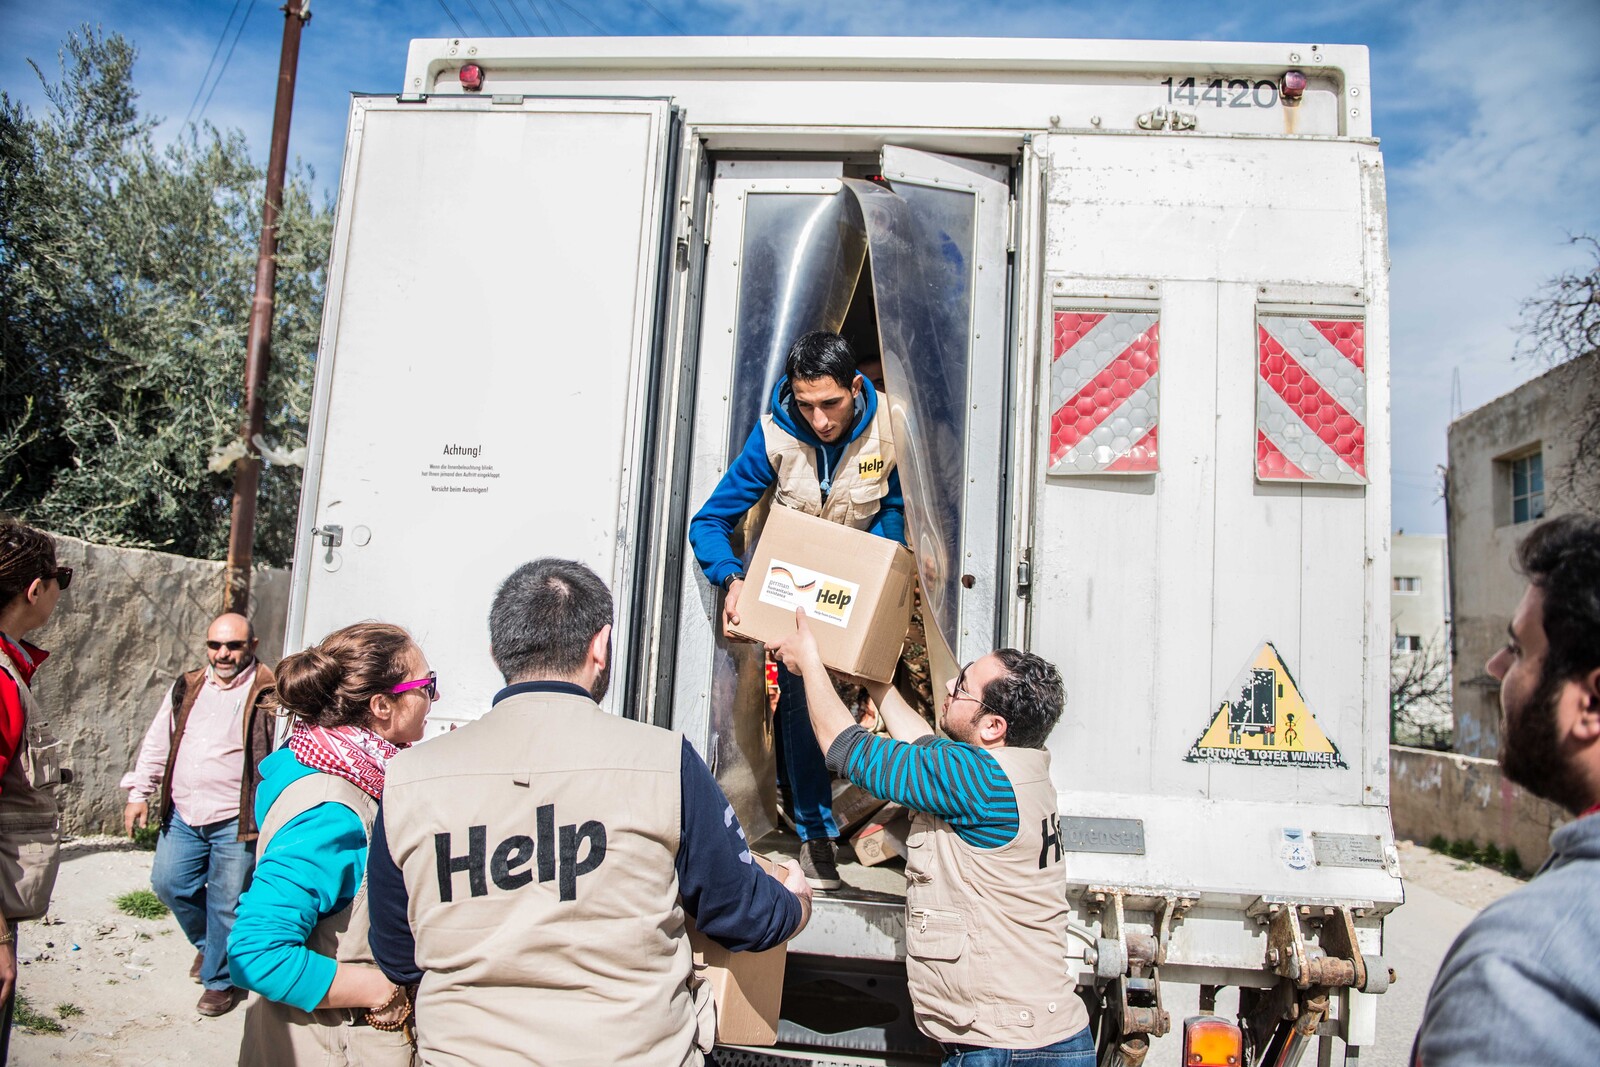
[1280,70,1307,100]
[459,63,484,92]
[1183,1016,1243,1066]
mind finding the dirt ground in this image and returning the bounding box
[8,836,1528,1065]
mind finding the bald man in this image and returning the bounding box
[121,613,278,1016]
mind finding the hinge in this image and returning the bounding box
[1016,548,1032,599]
[1006,197,1018,254]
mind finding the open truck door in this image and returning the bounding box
[287,96,679,729]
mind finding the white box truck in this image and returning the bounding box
[286,36,1401,1066]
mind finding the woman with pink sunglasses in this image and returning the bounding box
[229,622,436,1066]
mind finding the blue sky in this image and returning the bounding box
[5,0,1599,535]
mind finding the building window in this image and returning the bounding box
[1510,451,1545,525]
[1394,634,1422,653]
[1393,576,1420,593]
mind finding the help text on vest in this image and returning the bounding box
[435,806,607,903]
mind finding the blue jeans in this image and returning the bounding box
[775,663,839,842]
[942,1027,1096,1066]
[150,813,255,991]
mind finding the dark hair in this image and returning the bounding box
[983,649,1065,749]
[1517,513,1600,692]
[785,331,858,388]
[490,558,614,683]
[0,521,57,607]
[272,622,414,728]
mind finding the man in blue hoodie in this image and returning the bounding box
[689,330,905,889]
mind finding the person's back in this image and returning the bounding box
[380,686,697,1065]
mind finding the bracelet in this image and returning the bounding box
[0,927,13,945]
[364,983,410,1031]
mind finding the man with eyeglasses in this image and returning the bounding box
[120,612,278,1016]
[770,612,1093,1066]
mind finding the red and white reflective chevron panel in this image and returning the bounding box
[1256,315,1366,485]
[1049,310,1160,475]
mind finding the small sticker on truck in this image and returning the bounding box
[1185,641,1347,768]
[758,558,860,628]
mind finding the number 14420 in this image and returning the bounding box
[1163,77,1280,108]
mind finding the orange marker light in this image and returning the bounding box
[1183,1016,1243,1067]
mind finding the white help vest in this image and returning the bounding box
[902,746,1089,1048]
[761,392,896,530]
[379,691,706,1067]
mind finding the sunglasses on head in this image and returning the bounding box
[42,566,72,591]
[206,640,249,652]
[391,671,439,701]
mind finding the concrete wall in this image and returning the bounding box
[23,535,289,835]
[1390,745,1566,869]
[1446,352,1600,758]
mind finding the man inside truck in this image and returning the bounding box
[770,613,1093,1066]
[689,330,905,890]
[1413,513,1600,1067]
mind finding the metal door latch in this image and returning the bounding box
[316,524,343,549]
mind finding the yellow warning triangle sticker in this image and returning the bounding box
[1185,641,1347,769]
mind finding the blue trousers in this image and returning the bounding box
[775,663,839,842]
[150,813,255,991]
[942,1027,1096,1066]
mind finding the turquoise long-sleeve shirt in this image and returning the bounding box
[227,748,370,1012]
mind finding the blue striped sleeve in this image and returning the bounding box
[825,725,1019,849]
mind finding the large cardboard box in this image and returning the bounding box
[685,854,788,1046]
[729,505,916,682]
[831,780,889,839]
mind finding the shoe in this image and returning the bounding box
[189,951,202,983]
[197,987,242,1017]
[799,838,842,891]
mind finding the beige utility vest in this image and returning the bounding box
[762,392,896,530]
[0,646,64,923]
[239,772,414,1067]
[903,746,1089,1048]
[381,691,706,1067]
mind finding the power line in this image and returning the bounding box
[196,0,258,127]
[458,0,494,35]
[516,0,555,34]
[549,0,609,34]
[434,0,468,34]
[504,0,535,34]
[185,0,246,127]
[484,0,518,33]
[634,0,687,34]
[542,0,568,34]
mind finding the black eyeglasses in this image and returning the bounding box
[206,640,249,652]
[952,664,990,711]
[391,671,439,702]
[42,566,72,591]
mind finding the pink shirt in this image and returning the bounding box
[122,663,258,828]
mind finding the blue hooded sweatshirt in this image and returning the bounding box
[690,375,905,587]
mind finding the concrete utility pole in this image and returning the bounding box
[224,0,312,613]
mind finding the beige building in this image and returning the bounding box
[1389,532,1450,746]
[1445,351,1599,759]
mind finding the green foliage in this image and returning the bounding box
[1479,842,1502,868]
[1446,838,1477,860]
[114,888,169,919]
[14,994,65,1034]
[1427,833,1449,852]
[130,821,160,851]
[1503,848,1525,878]
[0,27,332,564]
[55,1002,83,1019]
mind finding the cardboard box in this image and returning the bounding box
[729,505,916,682]
[685,854,788,1046]
[830,780,889,839]
[850,804,912,867]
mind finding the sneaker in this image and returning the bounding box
[189,951,203,983]
[800,838,842,890]
[197,987,242,1017]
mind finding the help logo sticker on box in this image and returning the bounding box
[757,558,860,628]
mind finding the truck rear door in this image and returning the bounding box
[287,95,678,730]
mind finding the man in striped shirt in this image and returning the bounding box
[769,611,1093,1065]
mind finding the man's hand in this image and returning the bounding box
[766,609,822,675]
[124,801,149,837]
[721,578,753,641]
[777,858,814,935]
[0,937,15,1006]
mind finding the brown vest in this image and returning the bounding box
[380,691,707,1067]
[161,663,278,840]
[0,646,64,922]
[763,391,896,530]
[903,746,1089,1048]
[239,772,416,1067]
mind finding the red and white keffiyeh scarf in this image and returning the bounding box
[287,721,402,799]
